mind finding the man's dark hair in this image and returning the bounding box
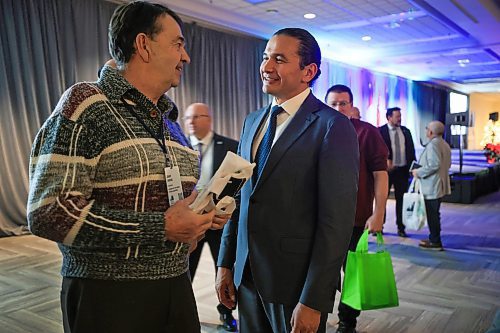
[273,28,322,85]
[108,1,183,67]
[386,107,401,119]
[325,84,353,103]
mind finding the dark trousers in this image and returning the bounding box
[238,263,328,333]
[61,272,200,333]
[338,226,365,327]
[387,166,410,231]
[424,198,442,244]
[189,229,232,315]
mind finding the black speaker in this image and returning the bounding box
[489,112,498,121]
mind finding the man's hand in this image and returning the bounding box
[211,213,231,230]
[164,191,214,243]
[290,303,321,333]
[216,267,236,310]
[412,169,419,178]
[387,159,394,172]
[365,213,384,232]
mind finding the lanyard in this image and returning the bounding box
[120,97,168,155]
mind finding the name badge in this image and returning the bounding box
[165,166,184,205]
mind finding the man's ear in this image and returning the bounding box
[135,33,152,62]
[302,63,318,84]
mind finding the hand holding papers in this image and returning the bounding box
[189,152,255,215]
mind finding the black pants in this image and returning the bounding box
[238,263,328,333]
[338,226,365,327]
[387,166,410,231]
[61,272,200,333]
[424,198,442,244]
[189,229,232,315]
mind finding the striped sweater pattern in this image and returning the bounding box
[27,67,199,280]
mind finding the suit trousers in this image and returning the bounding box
[424,198,442,244]
[387,166,410,231]
[61,272,200,333]
[338,226,365,327]
[238,262,328,333]
[189,229,232,315]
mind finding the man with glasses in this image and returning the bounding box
[379,107,416,238]
[183,103,239,331]
[326,84,388,333]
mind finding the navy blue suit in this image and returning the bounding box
[218,93,359,315]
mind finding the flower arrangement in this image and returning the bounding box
[484,143,500,164]
[481,119,500,164]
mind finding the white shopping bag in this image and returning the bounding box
[402,178,427,230]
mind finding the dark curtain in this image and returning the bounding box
[0,0,269,235]
[411,81,448,148]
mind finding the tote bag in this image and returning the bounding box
[402,178,427,230]
[341,230,399,310]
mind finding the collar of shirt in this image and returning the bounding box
[271,88,311,118]
[388,123,400,131]
[190,131,214,148]
[98,65,177,121]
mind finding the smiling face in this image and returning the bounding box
[260,34,317,104]
[148,14,190,90]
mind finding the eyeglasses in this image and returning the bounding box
[330,101,351,107]
[182,115,209,121]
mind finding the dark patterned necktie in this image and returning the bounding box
[196,142,204,165]
[253,105,283,185]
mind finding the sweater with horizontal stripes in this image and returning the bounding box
[27,66,199,280]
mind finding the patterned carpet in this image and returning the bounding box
[1,192,499,332]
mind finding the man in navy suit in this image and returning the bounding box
[216,28,359,333]
[379,107,416,237]
[183,103,239,331]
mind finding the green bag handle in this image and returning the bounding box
[355,229,384,253]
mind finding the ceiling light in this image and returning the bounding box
[304,13,316,19]
[361,35,372,41]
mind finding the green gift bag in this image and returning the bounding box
[340,230,399,310]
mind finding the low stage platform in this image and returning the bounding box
[443,150,500,204]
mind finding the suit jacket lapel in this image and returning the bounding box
[253,94,320,191]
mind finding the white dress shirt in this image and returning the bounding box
[190,131,214,190]
[388,124,406,167]
[252,88,311,159]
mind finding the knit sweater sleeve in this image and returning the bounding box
[27,83,166,248]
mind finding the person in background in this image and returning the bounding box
[326,84,388,333]
[379,107,416,237]
[27,2,229,332]
[351,106,361,119]
[412,120,451,251]
[184,102,239,332]
[216,28,359,333]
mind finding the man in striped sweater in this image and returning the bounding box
[27,2,227,332]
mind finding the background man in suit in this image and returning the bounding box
[216,28,359,333]
[379,107,416,237]
[412,121,451,251]
[326,84,388,333]
[183,102,239,332]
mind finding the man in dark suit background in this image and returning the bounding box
[183,103,238,332]
[379,107,416,237]
[216,28,359,333]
